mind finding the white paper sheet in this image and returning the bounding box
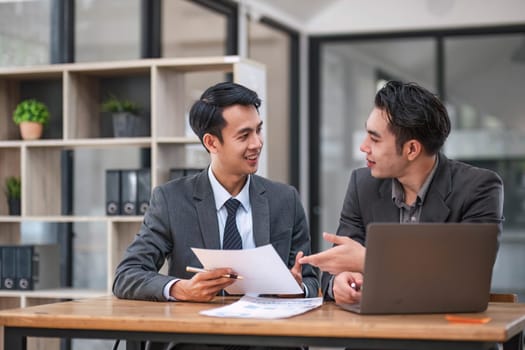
[200,295,323,319]
[191,244,303,295]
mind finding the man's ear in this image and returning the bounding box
[405,140,422,160]
[203,133,218,153]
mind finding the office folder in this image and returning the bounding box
[1,246,16,289]
[120,169,138,215]
[16,244,61,290]
[106,169,121,215]
[137,168,151,215]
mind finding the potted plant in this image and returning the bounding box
[12,99,50,140]
[101,95,148,137]
[4,176,21,216]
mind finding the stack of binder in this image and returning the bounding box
[105,168,151,215]
[0,244,61,290]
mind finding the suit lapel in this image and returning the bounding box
[193,171,221,249]
[250,176,270,247]
[372,179,399,222]
[420,153,452,222]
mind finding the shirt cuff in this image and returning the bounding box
[163,279,179,301]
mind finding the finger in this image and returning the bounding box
[291,252,303,284]
[300,253,340,273]
[295,250,304,262]
[298,251,318,265]
[293,251,304,270]
[334,282,360,304]
[323,232,350,246]
[298,254,312,264]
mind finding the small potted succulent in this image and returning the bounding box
[4,176,21,216]
[12,99,50,140]
[101,95,148,137]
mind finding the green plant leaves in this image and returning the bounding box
[12,99,50,125]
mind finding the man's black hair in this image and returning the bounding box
[375,81,450,155]
[189,82,261,148]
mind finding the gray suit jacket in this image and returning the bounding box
[113,171,319,301]
[322,153,504,298]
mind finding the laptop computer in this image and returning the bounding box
[338,223,499,314]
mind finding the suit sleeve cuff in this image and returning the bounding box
[327,276,335,300]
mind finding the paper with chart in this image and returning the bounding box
[200,295,323,319]
[191,244,303,295]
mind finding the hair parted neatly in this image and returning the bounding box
[189,82,261,148]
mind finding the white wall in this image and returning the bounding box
[307,0,525,34]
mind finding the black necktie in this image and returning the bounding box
[223,198,242,250]
[221,199,250,350]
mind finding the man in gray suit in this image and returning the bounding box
[113,82,318,303]
[300,81,503,306]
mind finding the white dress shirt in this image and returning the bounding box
[163,168,255,299]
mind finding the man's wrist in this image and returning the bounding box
[163,279,179,301]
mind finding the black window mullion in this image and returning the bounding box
[308,37,322,253]
[50,0,74,63]
[141,0,162,58]
[436,36,445,100]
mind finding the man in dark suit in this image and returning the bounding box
[113,82,318,303]
[300,80,503,305]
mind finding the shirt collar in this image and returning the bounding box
[208,167,251,212]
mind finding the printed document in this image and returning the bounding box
[191,244,303,295]
[200,295,323,319]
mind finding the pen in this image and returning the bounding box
[185,266,243,280]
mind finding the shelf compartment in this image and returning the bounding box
[65,68,151,140]
[23,145,150,217]
[0,147,21,216]
[153,67,229,139]
[0,67,64,142]
[23,147,62,216]
[0,222,21,245]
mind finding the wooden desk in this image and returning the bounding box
[1,296,525,350]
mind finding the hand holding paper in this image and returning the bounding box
[191,244,303,295]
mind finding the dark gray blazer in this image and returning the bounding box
[113,171,319,301]
[323,153,504,298]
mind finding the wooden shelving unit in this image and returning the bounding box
[0,56,266,309]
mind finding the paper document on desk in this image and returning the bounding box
[191,244,303,295]
[201,295,323,319]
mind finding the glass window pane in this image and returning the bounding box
[0,0,51,67]
[162,1,229,152]
[319,39,436,249]
[248,19,291,184]
[76,0,141,62]
[443,34,525,294]
[162,0,226,58]
[444,34,525,229]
